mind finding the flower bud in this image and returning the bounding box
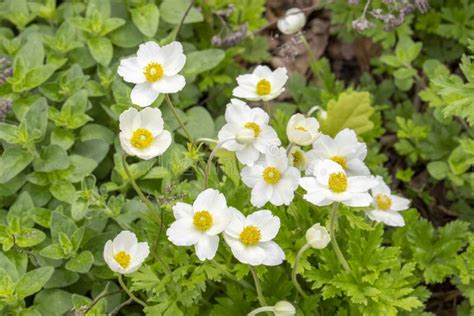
[236,128,256,144]
[277,8,306,35]
[273,301,296,316]
[287,113,320,146]
[305,223,330,249]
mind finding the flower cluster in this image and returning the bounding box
[102,37,411,313]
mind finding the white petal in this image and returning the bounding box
[246,210,280,242]
[195,235,219,261]
[193,189,227,213]
[346,159,370,176]
[152,74,186,93]
[127,242,150,272]
[158,42,186,75]
[314,159,345,186]
[207,207,233,235]
[303,192,333,206]
[334,129,359,158]
[131,130,172,160]
[390,195,410,211]
[166,218,202,246]
[367,210,405,227]
[241,165,264,188]
[173,202,193,219]
[253,65,273,77]
[117,57,145,84]
[264,147,288,172]
[251,181,273,207]
[225,237,266,266]
[139,107,164,134]
[268,67,288,92]
[224,208,246,239]
[251,107,270,126]
[312,134,335,159]
[113,231,137,253]
[253,126,280,153]
[347,176,378,193]
[136,41,161,66]
[131,82,159,107]
[371,176,391,195]
[342,193,373,207]
[119,108,140,136]
[260,241,285,266]
[236,144,260,165]
[224,99,252,125]
[103,240,120,272]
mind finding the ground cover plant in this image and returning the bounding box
[0,0,473,315]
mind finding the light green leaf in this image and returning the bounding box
[33,145,70,172]
[65,251,94,273]
[183,49,225,77]
[87,37,113,66]
[14,228,46,248]
[15,266,54,299]
[50,181,76,203]
[0,147,33,184]
[318,91,375,137]
[160,0,203,25]
[131,4,160,37]
[184,106,215,139]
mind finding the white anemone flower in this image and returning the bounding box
[223,209,285,266]
[233,65,288,101]
[241,148,300,207]
[103,231,149,274]
[300,159,377,207]
[218,99,280,165]
[119,107,172,160]
[287,113,320,146]
[366,176,410,227]
[307,128,370,176]
[166,189,233,261]
[288,146,307,172]
[277,8,306,35]
[117,41,186,107]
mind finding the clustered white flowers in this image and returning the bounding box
[104,35,412,311]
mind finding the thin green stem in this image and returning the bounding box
[247,306,274,316]
[262,100,272,117]
[329,203,351,273]
[118,274,147,308]
[250,266,268,307]
[165,94,194,144]
[298,31,314,62]
[175,0,195,39]
[291,243,311,298]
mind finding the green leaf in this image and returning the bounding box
[65,251,94,273]
[15,266,54,299]
[183,49,225,76]
[131,4,160,37]
[184,106,215,139]
[33,145,70,172]
[24,97,48,142]
[160,0,203,25]
[0,147,33,184]
[318,91,375,137]
[427,161,449,180]
[14,228,46,248]
[87,37,113,66]
[71,197,89,221]
[50,181,76,203]
[0,122,18,144]
[39,243,65,260]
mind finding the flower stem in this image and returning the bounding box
[203,138,234,189]
[298,31,314,62]
[291,243,311,298]
[262,100,272,116]
[247,306,274,316]
[250,266,268,307]
[165,94,194,144]
[118,274,147,308]
[329,203,351,273]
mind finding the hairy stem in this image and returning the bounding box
[118,274,147,308]
[329,203,351,273]
[165,94,194,144]
[291,243,311,297]
[247,306,274,316]
[203,138,234,189]
[250,266,268,307]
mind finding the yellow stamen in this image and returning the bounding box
[130,128,154,149]
[256,79,271,96]
[144,63,164,82]
[114,251,131,269]
[239,225,261,245]
[376,194,392,210]
[328,172,347,193]
[295,126,308,132]
[262,167,281,184]
[331,155,347,169]
[193,211,213,231]
[244,122,261,137]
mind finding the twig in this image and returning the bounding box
[108,298,133,315]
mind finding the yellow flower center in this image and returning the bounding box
[331,155,347,169]
[239,225,261,245]
[114,251,131,269]
[262,167,281,184]
[256,79,271,96]
[295,126,308,132]
[244,122,261,137]
[144,63,164,82]
[376,194,392,210]
[292,150,306,170]
[328,172,348,193]
[193,210,213,231]
[130,128,154,149]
